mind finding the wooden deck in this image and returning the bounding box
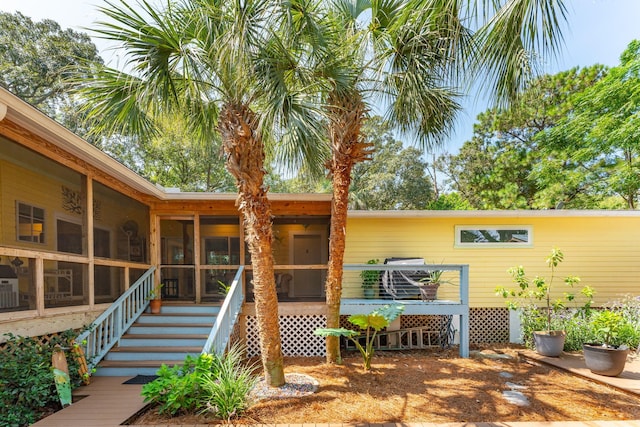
[31,376,146,426]
[32,352,640,427]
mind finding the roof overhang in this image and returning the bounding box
[0,88,332,204]
[347,209,640,218]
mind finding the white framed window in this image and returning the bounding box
[16,201,45,243]
[455,225,532,247]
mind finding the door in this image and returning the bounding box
[292,234,323,297]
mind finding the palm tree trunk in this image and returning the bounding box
[219,103,285,387]
[325,93,369,363]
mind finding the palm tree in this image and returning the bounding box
[321,0,568,363]
[75,0,326,387]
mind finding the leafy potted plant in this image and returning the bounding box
[583,310,633,377]
[496,248,586,357]
[418,269,452,301]
[360,259,380,299]
[147,285,163,314]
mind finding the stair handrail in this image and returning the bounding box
[76,266,156,369]
[202,266,244,355]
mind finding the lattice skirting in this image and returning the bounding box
[245,314,327,357]
[469,307,509,343]
[338,308,510,345]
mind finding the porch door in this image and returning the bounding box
[292,234,323,297]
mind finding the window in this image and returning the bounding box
[17,202,45,243]
[455,225,532,247]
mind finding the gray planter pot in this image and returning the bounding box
[583,343,629,377]
[533,331,565,357]
[363,288,375,299]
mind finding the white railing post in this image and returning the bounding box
[459,265,470,358]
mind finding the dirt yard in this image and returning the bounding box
[132,347,640,425]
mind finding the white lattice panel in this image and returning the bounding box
[246,315,327,357]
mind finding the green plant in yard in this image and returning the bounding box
[142,345,257,419]
[497,248,586,332]
[199,345,258,421]
[496,248,594,349]
[608,295,640,348]
[0,330,85,427]
[314,304,404,370]
[590,310,636,348]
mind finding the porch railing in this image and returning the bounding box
[202,266,244,355]
[76,266,155,368]
[341,262,470,357]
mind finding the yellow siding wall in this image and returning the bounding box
[345,215,640,307]
[0,160,76,251]
[1,158,149,259]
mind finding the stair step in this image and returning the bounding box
[110,346,202,353]
[105,346,201,361]
[137,314,217,324]
[119,335,207,347]
[95,359,184,376]
[160,304,221,315]
[128,324,212,334]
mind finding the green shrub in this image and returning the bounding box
[142,353,212,415]
[0,330,84,427]
[199,346,258,421]
[142,346,257,420]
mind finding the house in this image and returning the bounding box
[1,86,639,364]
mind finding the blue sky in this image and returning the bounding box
[2,0,640,154]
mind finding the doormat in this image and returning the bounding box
[123,375,158,385]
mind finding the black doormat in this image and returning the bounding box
[123,375,158,385]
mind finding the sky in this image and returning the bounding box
[2,0,640,154]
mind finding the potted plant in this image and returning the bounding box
[418,269,453,301]
[496,247,586,357]
[583,310,633,376]
[360,259,380,299]
[147,285,163,314]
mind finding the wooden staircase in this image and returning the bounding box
[95,304,220,376]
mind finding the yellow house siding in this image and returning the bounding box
[345,214,640,307]
[0,160,71,251]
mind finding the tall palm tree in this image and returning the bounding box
[321,0,568,362]
[75,0,326,386]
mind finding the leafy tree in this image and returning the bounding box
[136,115,234,192]
[75,0,327,387]
[539,40,640,209]
[350,118,435,210]
[426,192,473,210]
[438,65,608,209]
[0,11,103,129]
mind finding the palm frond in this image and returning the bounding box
[473,0,568,105]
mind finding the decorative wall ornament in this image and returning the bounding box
[93,200,102,221]
[61,186,83,215]
[61,185,102,219]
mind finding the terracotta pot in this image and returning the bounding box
[583,343,629,377]
[533,330,565,357]
[149,299,162,314]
